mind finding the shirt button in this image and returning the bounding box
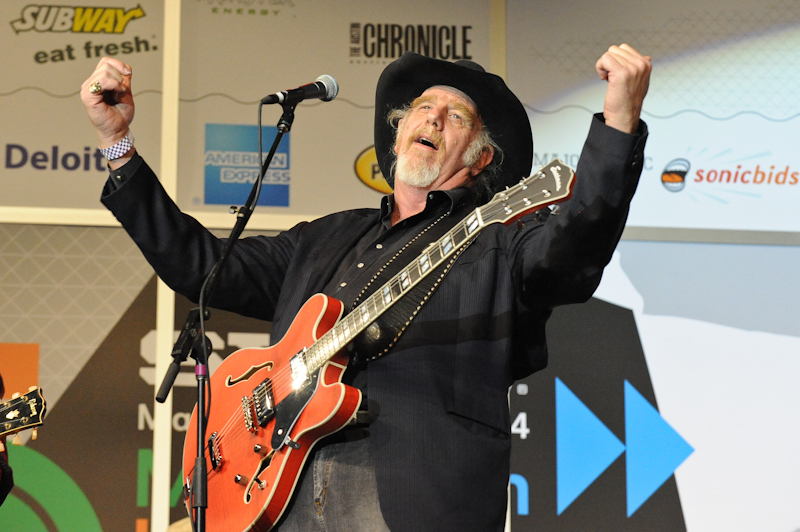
[376,244,383,249]
[357,263,364,268]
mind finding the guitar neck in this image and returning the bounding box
[302,159,575,374]
[304,209,484,373]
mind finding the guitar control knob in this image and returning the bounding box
[234,474,249,485]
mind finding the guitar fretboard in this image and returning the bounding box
[303,209,484,373]
[299,160,573,375]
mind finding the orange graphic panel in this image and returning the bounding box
[0,343,40,399]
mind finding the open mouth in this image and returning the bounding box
[415,136,438,150]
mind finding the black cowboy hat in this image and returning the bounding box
[374,51,533,194]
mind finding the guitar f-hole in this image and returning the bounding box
[244,449,275,502]
[226,361,274,387]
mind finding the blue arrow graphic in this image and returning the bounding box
[509,474,530,515]
[625,380,694,516]
[556,378,625,514]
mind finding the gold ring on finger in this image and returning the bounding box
[89,81,102,94]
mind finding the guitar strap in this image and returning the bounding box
[349,199,477,366]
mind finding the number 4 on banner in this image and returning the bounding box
[511,412,530,439]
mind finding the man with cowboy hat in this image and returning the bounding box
[81,44,650,531]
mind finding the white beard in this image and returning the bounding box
[395,152,442,188]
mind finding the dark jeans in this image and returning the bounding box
[275,428,391,531]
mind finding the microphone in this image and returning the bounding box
[261,75,339,105]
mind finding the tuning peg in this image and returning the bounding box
[29,386,37,392]
[11,392,20,399]
[12,434,22,446]
[32,428,38,441]
[0,441,5,452]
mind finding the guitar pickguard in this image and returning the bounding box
[270,369,320,450]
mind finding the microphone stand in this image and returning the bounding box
[155,100,298,532]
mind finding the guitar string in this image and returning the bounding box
[203,172,559,449]
[204,213,451,456]
[209,317,353,447]
[191,186,557,474]
[202,232,482,473]
[351,212,448,307]
[201,216,534,463]
[199,202,526,458]
[211,210,452,444]
[194,256,531,474]
[193,182,565,485]
[206,213,467,456]
[215,180,553,405]
[243,212,458,398]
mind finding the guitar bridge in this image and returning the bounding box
[242,396,257,433]
[208,431,221,470]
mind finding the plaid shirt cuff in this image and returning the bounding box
[99,130,134,161]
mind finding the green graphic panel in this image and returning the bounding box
[138,449,152,507]
[137,448,186,508]
[0,494,49,532]
[0,446,102,532]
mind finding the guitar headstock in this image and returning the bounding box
[480,159,575,225]
[1,387,46,444]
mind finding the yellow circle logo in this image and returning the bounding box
[354,146,392,194]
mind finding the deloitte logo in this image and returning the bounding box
[556,378,693,517]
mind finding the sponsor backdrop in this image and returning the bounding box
[0,1,164,209]
[508,0,800,233]
[506,0,800,530]
[0,1,798,531]
[174,0,491,215]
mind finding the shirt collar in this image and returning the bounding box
[381,187,472,227]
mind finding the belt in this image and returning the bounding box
[351,409,373,426]
[324,408,373,444]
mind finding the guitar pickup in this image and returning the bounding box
[290,351,310,390]
[253,378,276,428]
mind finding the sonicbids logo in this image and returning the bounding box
[661,158,799,192]
[694,165,799,185]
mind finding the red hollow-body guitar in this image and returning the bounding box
[182,160,575,531]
